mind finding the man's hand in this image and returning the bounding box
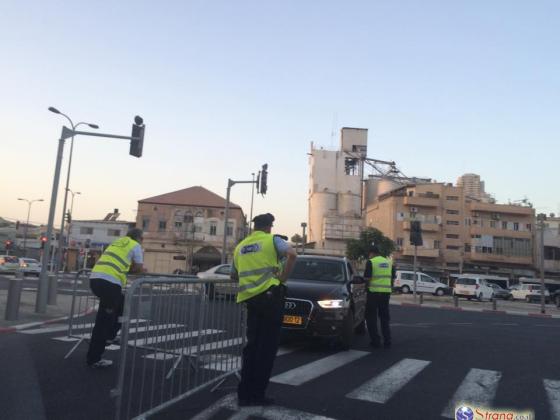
[279,247,297,283]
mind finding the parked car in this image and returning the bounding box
[281,255,367,349]
[489,283,512,300]
[0,255,20,273]
[453,276,494,301]
[551,289,560,307]
[18,258,41,276]
[197,264,236,299]
[394,270,450,296]
[510,283,550,303]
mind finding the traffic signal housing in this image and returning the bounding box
[129,115,145,158]
[5,240,13,250]
[40,236,48,249]
[409,221,423,246]
[65,211,72,223]
[259,164,268,195]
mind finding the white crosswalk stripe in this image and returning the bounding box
[21,318,147,335]
[544,379,560,420]
[52,323,182,342]
[271,350,368,386]
[346,358,431,403]
[131,328,222,347]
[144,337,244,360]
[442,368,502,418]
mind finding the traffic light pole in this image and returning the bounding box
[221,178,258,264]
[36,123,144,313]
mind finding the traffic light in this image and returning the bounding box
[129,115,145,158]
[410,221,423,246]
[5,240,13,250]
[65,211,72,223]
[259,163,268,195]
[15,221,20,230]
[40,236,48,249]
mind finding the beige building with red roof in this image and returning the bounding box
[136,186,246,273]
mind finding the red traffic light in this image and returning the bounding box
[5,240,13,249]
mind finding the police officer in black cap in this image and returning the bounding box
[232,213,297,406]
[363,243,394,348]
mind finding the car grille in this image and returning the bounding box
[283,298,313,329]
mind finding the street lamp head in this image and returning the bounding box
[134,115,144,125]
[88,124,99,129]
[76,192,81,195]
[17,198,24,201]
[38,199,44,202]
[48,106,61,114]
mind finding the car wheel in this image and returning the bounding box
[435,288,444,297]
[525,296,532,303]
[354,319,366,335]
[477,293,483,301]
[340,311,355,350]
[402,285,410,294]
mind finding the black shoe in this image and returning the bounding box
[251,397,275,406]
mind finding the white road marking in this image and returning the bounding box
[131,328,221,347]
[276,345,302,356]
[143,337,243,360]
[544,379,560,420]
[202,354,241,371]
[51,322,178,342]
[442,368,502,418]
[346,358,431,403]
[271,350,368,386]
[191,393,340,420]
[449,323,473,326]
[491,323,518,326]
[22,318,146,335]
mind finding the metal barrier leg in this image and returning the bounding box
[419,294,424,305]
[48,274,58,305]
[454,295,459,307]
[492,298,497,311]
[5,278,23,321]
[64,337,86,359]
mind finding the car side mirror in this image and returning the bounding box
[351,275,365,285]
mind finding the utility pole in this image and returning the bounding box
[301,222,307,255]
[409,208,422,303]
[538,213,547,314]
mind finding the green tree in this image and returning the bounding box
[346,228,395,261]
[291,233,303,243]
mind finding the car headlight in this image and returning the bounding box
[317,299,346,309]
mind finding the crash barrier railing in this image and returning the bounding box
[112,276,245,420]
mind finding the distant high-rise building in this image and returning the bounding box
[456,173,494,203]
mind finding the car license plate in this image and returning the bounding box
[283,315,303,325]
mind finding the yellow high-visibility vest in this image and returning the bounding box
[91,236,140,287]
[234,230,281,303]
[368,256,392,293]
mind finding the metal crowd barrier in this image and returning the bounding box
[112,276,245,420]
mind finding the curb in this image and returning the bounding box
[0,306,97,334]
[391,300,560,319]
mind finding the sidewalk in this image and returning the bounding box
[0,288,75,331]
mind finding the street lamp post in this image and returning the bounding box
[301,222,307,255]
[48,107,98,274]
[65,190,81,271]
[537,213,547,314]
[17,198,44,257]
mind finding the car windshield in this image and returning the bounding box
[290,259,346,282]
[456,278,477,286]
[4,256,18,263]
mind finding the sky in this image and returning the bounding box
[1,0,559,237]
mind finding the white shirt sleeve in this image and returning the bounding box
[128,244,144,264]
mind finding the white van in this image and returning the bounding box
[394,271,450,296]
[510,284,550,303]
[453,276,494,301]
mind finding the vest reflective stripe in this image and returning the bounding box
[368,256,392,293]
[234,231,281,303]
[91,237,139,287]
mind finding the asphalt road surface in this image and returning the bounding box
[1,303,559,420]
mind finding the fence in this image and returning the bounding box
[112,276,245,420]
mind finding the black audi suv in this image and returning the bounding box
[281,255,367,349]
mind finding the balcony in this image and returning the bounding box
[402,247,440,258]
[402,220,441,232]
[469,226,532,239]
[470,202,534,216]
[468,252,532,265]
[403,196,439,208]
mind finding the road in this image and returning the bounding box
[1,302,559,420]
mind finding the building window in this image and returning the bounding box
[158,221,167,232]
[465,244,471,252]
[513,222,519,231]
[209,223,217,236]
[194,224,203,233]
[446,209,459,215]
[184,213,193,223]
[446,196,459,201]
[226,222,233,237]
[175,221,183,229]
[526,224,532,231]
[396,238,403,246]
[142,217,150,230]
[408,190,414,197]
[80,227,94,235]
[446,245,460,250]
[489,221,496,228]
[446,234,460,239]
[446,220,460,226]
[107,229,120,237]
[502,221,508,230]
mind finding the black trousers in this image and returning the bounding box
[238,285,285,401]
[86,278,124,365]
[365,292,391,345]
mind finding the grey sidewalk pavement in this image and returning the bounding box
[0,288,74,330]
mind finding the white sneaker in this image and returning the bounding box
[89,359,113,368]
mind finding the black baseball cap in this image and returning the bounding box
[253,213,275,229]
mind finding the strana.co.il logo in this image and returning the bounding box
[456,406,474,420]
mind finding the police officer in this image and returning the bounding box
[86,228,145,368]
[364,243,394,349]
[232,213,297,406]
